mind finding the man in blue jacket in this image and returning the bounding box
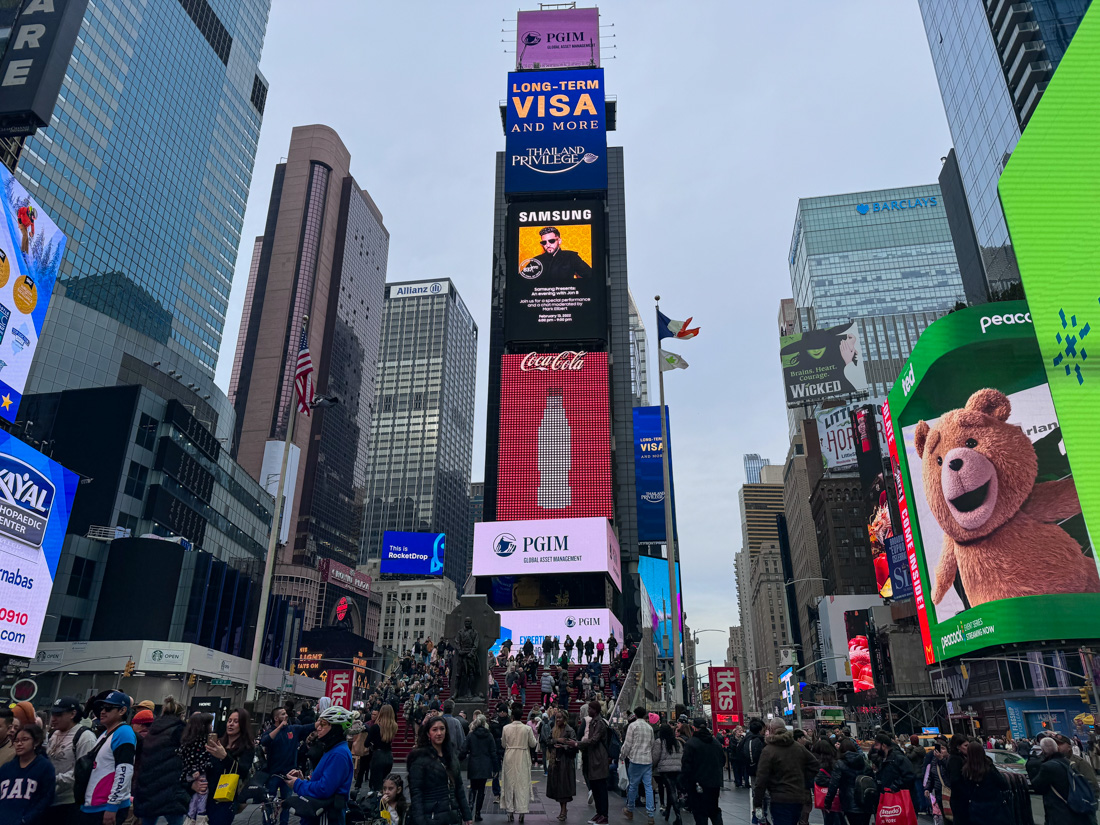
[262,707,317,825]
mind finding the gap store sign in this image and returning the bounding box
[855,196,938,216]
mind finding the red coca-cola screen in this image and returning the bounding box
[498,351,613,520]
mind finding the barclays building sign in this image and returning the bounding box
[855,197,938,215]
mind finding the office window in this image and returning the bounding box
[56,616,82,642]
[124,462,148,499]
[135,414,158,450]
[66,557,96,599]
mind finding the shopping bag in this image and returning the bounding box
[876,789,918,825]
[813,783,841,812]
[213,762,240,803]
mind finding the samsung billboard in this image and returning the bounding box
[472,517,621,593]
[381,531,445,577]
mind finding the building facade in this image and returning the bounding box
[16,0,271,375]
[734,551,757,713]
[374,577,459,657]
[360,279,478,592]
[743,454,772,485]
[231,125,388,576]
[739,468,785,555]
[811,474,876,597]
[748,543,793,715]
[726,625,744,668]
[782,424,825,669]
[917,0,1092,294]
[628,291,650,407]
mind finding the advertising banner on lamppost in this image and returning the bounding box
[633,406,677,542]
[708,666,743,733]
[884,302,1100,663]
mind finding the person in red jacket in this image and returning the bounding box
[17,205,35,254]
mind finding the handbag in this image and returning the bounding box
[214,759,240,803]
[73,731,110,806]
[813,782,841,812]
[876,788,918,825]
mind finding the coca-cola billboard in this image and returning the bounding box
[498,352,612,520]
[505,201,607,343]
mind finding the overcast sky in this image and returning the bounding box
[212,0,953,673]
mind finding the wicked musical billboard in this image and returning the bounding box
[780,322,869,406]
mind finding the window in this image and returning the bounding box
[124,462,148,499]
[67,557,96,599]
[56,615,82,641]
[135,414,158,450]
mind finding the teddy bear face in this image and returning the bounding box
[915,389,1038,543]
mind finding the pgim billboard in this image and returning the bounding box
[884,302,1100,664]
[505,202,607,343]
[515,7,600,70]
[497,351,612,520]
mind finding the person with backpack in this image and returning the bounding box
[1028,734,1099,824]
[950,741,1010,824]
[131,696,190,825]
[1056,733,1100,799]
[739,719,766,791]
[823,738,875,825]
[43,696,96,825]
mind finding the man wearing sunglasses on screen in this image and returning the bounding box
[527,227,593,283]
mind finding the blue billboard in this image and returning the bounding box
[638,555,682,659]
[633,406,678,543]
[0,429,78,657]
[381,531,445,576]
[504,68,607,194]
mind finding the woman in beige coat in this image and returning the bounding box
[501,704,538,823]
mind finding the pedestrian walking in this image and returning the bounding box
[0,723,54,825]
[42,696,96,825]
[750,719,818,825]
[1028,734,1098,825]
[810,739,844,825]
[359,703,397,793]
[545,709,579,821]
[460,714,499,822]
[951,740,1011,824]
[680,717,726,825]
[651,723,684,825]
[823,739,874,825]
[204,708,255,825]
[131,696,189,825]
[579,700,611,824]
[501,705,538,823]
[81,691,138,825]
[541,670,555,708]
[621,707,656,823]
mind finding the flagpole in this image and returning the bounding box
[247,314,309,705]
[655,296,684,707]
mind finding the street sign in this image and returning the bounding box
[211,678,232,686]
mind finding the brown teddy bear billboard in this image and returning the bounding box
[914,388,1100,607]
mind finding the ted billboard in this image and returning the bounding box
[516,8,600,70]
[885,302,1100,663]
[473,517,621,592]
[505,203,606,342]
[504,69,607,193]
[497,351,612,520]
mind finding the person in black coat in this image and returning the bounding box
[680,718,726,825]
[408,717,472,825]
[459,715,500,822]
[871,733,916,794]
[1027,735,1096,825]
[951,742,1010,824]
[823,739,874,825]
[133,705,191,822]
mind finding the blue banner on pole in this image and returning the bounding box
[886,534,913,601]
[633,406,677,543]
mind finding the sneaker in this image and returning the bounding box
[593,817,610,824]
[648,816,655,825]
[622,809,634,820]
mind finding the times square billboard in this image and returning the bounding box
[492,608,623,650]
[516,8,600,70]
[883,302,1100,663]
[505,68,607,194]
[506,202,607,344]
[497,351,613,520]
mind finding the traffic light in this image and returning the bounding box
[1080,686,1091,705]
[188,674,197,687]
[657,672,664,688]
[122,659,135,677]
[768,672,774,684]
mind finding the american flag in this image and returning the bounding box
[294,328,314,416]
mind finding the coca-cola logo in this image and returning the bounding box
[520,351,586,372]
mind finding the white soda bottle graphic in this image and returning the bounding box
[538,387,571,508]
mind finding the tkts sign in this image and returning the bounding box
[708,666,743,733]
[520,351,586,372]
[324,669,353,709]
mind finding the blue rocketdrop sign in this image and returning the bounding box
[381,531,445,576]
[0,429,78,657]
[633,406,678,543]
[504,68,607,194]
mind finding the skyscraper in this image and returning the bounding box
[917,0,1092,293]
[361,279,478,591]
[628,291,650,407]
[743,454,771,485]
[231,125,388,634]
[18,0,271,377]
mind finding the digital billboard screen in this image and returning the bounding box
[504,69,607,194]
[884,302,1100,663]
[505,204,606,342]
[0,429,78,658]
[708,666,743,732]
[516,8,600,69]
[843,609,875,692]
[637,554,682,659]
[780,321,869,406]
[497,351,612,520]
[381,531,445,576]
[473,517,621,592]
[633,406,678,543]
[491,607,623,651]
[0,164,66,422]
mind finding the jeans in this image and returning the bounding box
[767,802,802,825]
[544,651,553,666]
[590,777,609,817]
[266,772,293,825]
[688,788,722,825]
[626,761,655,815]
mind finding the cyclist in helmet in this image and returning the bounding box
[284,705,358,824]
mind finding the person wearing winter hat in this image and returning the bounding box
[134,700,156,714]
[131,709,155,737]
[11,700,36,730]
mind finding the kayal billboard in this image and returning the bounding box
[516,7,600,70]
[0,164,65,422]
[472,517,621,593]
[504,69,607,194]
[780,321,869,406]
[884,302,1100,663]
[505,203,606,342]
[497,351,612,520]
[0,429,78,658]
[633,406,677,543]
[380,531,445,576]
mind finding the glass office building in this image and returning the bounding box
[917,0,1091,294]
[15,0,270,374]
[788,184,966,328]
[361,280,478,591]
